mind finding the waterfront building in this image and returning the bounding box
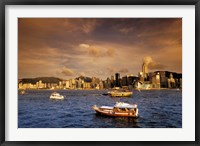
[159,71,168,88]
[150,71,182,88]
[106,77,111,89]
[96,84,100,90]
[83,82,91,89]
[50,83,58,89]
[122,76,128,86]
[138,72,144,82]
[91,77,96,88]
[59,81,63,89]
[180,78,182,88]
[69,79,76,89]
[111,75,114,82]
[47,83,51,88]
[134,81,151,89]
[168,73,176,88]
[152,72,161,88]
[35,80,45,89]
[99,80,104,89]
[66,80,70,89]
[127,75,138,85]
[76,78,82,89]
[110,75,115,88]
[18,82,23,89]
[142,63,149,81]
[91,77,100,89]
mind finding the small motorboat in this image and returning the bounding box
[50,92,64,100]
[92,102,139,118]
[19,90,25,95]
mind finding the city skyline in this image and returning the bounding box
[18,18,182,80]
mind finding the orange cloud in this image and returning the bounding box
[78,43,115,58]
[119,68,129,73]
[61,67,75,76]
[18,18,182,79]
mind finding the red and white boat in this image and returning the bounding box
[92,102,139,118]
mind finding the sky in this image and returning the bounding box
[18,18,182,80]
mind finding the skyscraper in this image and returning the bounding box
[111,75,115,88]
[115,73,120,87]
[142,63,149,81]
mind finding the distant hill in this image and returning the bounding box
[20,77,62,84]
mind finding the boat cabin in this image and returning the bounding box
[113,102,138,114]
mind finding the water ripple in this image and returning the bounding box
[18,89,182,128]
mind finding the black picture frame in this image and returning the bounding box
[0,0,200,146]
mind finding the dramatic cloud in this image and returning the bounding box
[107,67,115,73]
[18,18,182,79]
[88,46,101,57]
[78,43,115,58]
[143,56,153,65]
[119,27,133,34]
[148,62,166,70]
[79,44,90,48]
[143,56,166,70]
[119,68,129,73]
[81,19,97,33]
[61,67,75,76]
[106,48,115,57]
[79,72,86,76]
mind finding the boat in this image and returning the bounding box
[108,90,133,97]
[50,92,64,99]
[19,90,25,95]
[92,102,139,118]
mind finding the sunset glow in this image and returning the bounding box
[18,18,182,79]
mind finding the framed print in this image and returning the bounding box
[0,0,200,146]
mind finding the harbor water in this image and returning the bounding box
[18,89,182,128]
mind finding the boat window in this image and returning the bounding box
[119,108,126,112]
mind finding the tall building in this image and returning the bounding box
[69,79,76,89]
[142,63,148,80]
[115,73,120,87]
[127,75,138,85]
[110,75,115,88]
[138,72,144,82]
[168,73,176,88]
[83,82,91,89]
[142,63,148,73]
[76,78,82,89]
[159,71,168,88]
[66,80,70,89]
[106,77,111,89]
[111,75,114,82]
[151,72,160,88]
[122,76,128,86]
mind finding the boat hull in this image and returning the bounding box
[92,106,138,118]
[50,95,64,100]
[109,91,133,97]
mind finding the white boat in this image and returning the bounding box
[92,102,139,118]
[50,92,64,99]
